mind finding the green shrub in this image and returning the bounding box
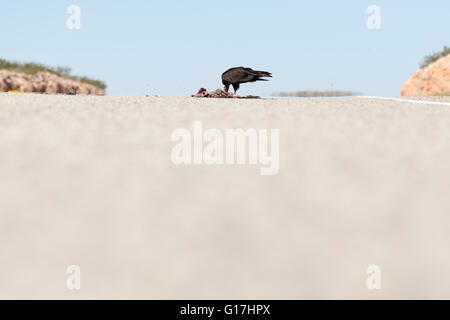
[421,46,450,68]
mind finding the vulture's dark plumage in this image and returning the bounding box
[222,67,272,95]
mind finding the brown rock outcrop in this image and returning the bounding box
[0,70,105,95]
[401,55,450,96]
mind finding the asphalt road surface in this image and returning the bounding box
[1,94,450,299]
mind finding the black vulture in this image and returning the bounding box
[222,67,272,96]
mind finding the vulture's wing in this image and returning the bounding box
[222,67,250,84]
[222,67,272,84]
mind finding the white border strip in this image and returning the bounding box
[359,96,450,106]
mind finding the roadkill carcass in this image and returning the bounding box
[192,88,260,99]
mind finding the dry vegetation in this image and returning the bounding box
[421,46,450,69]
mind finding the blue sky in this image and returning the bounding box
[1,0,449,96]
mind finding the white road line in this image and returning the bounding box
[359,96,450,106]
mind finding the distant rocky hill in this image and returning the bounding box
[0,59,105,95]
[401,53,450,97]
[276,90,357,97]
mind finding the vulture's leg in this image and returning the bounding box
[232,83,240,95]
[232,84,241,98]
[224,85,237,97]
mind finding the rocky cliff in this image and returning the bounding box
[401,55,450,97]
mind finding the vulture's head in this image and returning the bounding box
[222,80,230,93]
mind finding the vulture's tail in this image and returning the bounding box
[253,70,272,78]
